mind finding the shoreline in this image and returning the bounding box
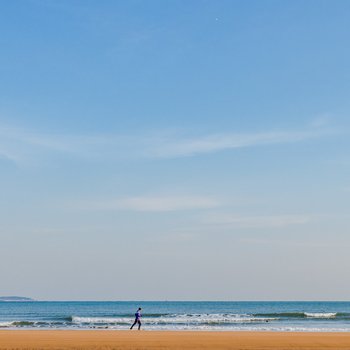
[0,330,350,349]
[1,328,350,332]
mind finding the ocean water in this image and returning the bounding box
[1,301,350,331]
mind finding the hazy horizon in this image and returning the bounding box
[3,297,350,302]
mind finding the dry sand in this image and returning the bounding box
[0,330,350,350]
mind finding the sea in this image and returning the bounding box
[1,301,350,332]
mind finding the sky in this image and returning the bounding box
[0,0,350,301]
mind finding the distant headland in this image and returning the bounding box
[0,296,35,302]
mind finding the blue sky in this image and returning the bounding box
[0,0,349,300]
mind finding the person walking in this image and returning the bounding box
[130,307,142,330]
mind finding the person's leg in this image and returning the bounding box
[130,319,137,329]
[138,319,141,330]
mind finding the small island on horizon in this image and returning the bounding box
[0,296,35,302]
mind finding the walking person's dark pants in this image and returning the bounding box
[130,318,141,330]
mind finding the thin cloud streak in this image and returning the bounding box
[149,130,328,158]
[76,195,220,212]
[239,237,350,248]
[202,213,313,229]
[0,150,20,164]
[0,123,333,165]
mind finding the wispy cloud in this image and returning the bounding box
[0,125,117,165]
[238,237,350,248]
[76,195,220,212]
[147,129,327,158]
[0,122,333,165]
[0,150,19,164]
[309,114,333,128]
[201,213,312,229]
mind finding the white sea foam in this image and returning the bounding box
[107,324,350,332]
[72,314,276,325]
[305,312,337,318]
[0,321,14,327]
[72,316,131,324]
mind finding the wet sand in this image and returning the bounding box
[0,330,349,349]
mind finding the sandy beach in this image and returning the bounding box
[0,330,350,350]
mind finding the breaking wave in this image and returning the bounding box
[72,314,276,325]
[254,312,346,319]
